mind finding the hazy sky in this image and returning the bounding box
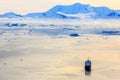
[0,0,120,14]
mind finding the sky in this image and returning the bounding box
[0,0,120,14]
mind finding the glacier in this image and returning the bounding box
[0,19,120,36]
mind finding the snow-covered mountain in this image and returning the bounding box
[0,12,23,18]
[0,3,120,19]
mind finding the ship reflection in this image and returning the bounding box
[85,71,91,76]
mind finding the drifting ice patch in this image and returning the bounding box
[70,33,79,37]
[101,30,120,35]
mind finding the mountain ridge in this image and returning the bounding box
[0,3,120,19]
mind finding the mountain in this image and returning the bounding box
[25,3,120,19]
[0,3,120,19]
[0,12,23,18]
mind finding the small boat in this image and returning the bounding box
[85,59,91,72]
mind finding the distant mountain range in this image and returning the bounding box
[0,3,120,19]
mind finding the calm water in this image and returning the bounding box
[0,27,120,80]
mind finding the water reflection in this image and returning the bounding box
[85,71,91,76]
[0,33,120,80]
